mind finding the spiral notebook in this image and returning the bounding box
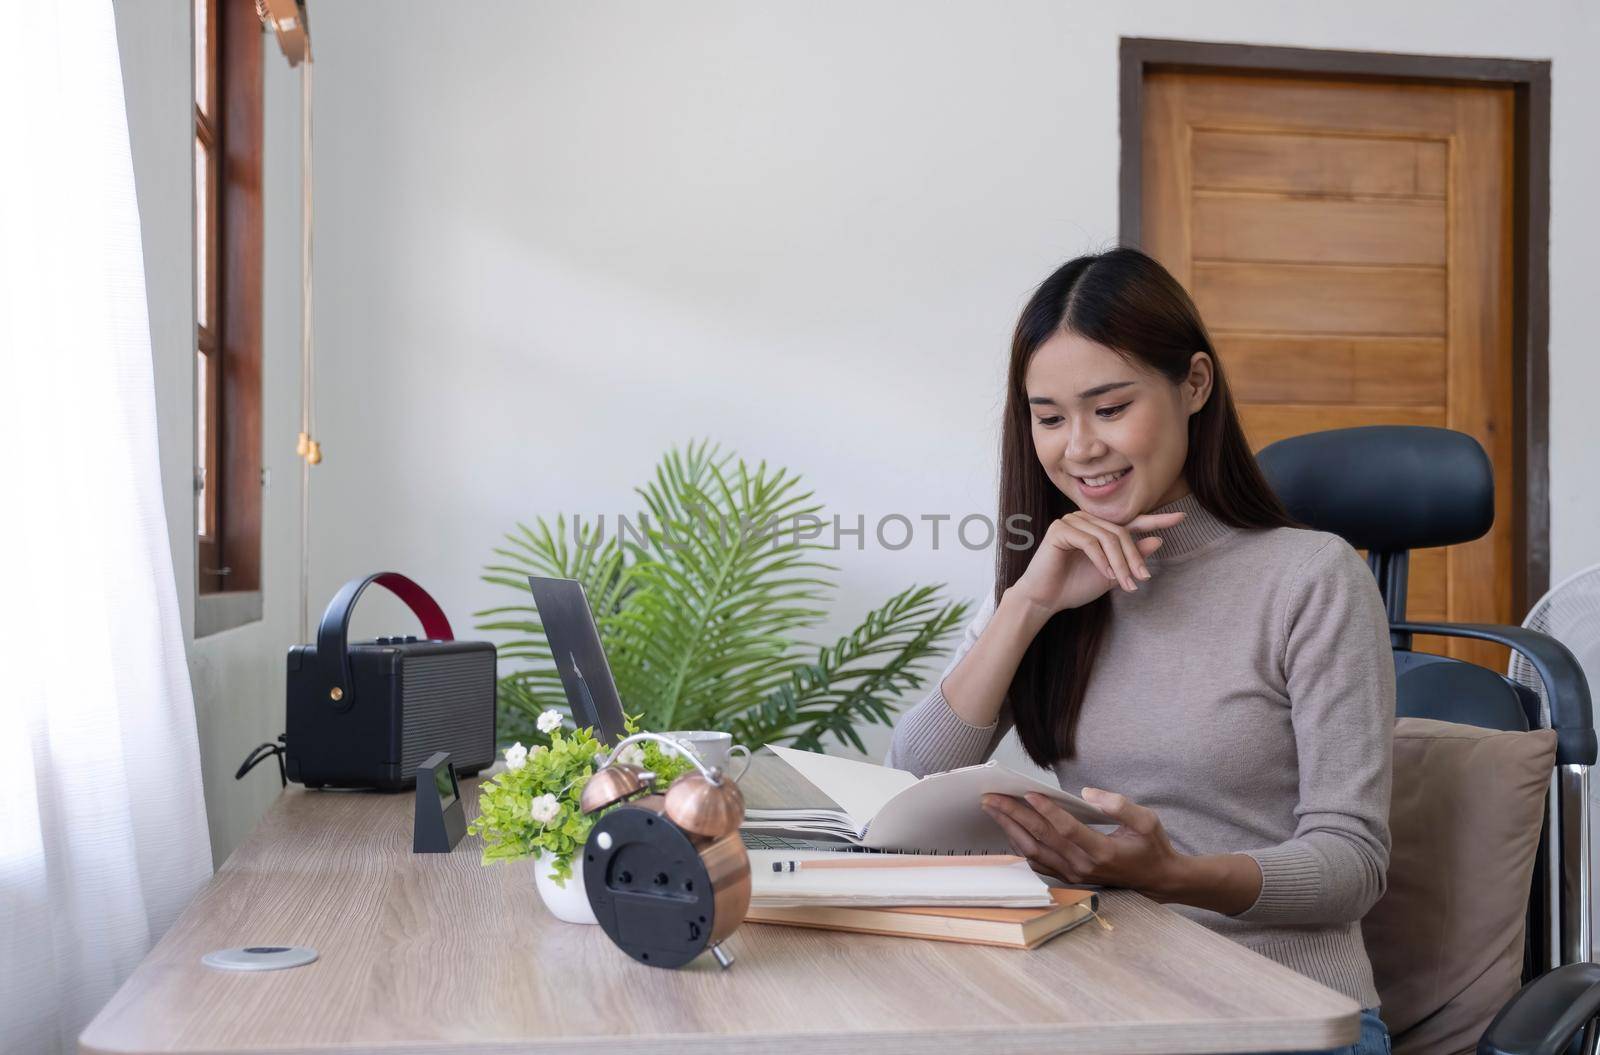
[746,848,1055,908]
[745,744,1113,853]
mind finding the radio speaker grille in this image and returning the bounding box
[401,651,496,775]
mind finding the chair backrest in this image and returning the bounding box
[1257,425,1533,730]
[1256,426,1593,985]
[1256,424,1491,622]
[1256,425,1495,568]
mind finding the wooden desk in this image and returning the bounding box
[82,754,1359,1054]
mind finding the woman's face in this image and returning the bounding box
[1024,330,1213,525]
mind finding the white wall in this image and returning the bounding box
[113,2,302,866]
[120,1,1600,863]
[298,1,1598,775]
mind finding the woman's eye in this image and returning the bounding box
[1035,415,1064,428]
[1095,402,1130,419]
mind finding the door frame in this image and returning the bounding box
[1118,37,1552,612]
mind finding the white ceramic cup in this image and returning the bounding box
[660,730,751,782]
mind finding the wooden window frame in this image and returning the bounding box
[1118,38,1552,613]
[194,0,264,630]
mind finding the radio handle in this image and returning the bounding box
[316,572,454,706]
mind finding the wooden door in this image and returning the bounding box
[1140,71,1515,670]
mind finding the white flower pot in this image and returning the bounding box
[532,850,597,925]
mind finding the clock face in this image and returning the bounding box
[583,805,719,968]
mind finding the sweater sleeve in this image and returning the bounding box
[1234,537,1395,926]
[883,591,1015,776]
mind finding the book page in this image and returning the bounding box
[864,762,1114,851]
[764,745,919,830]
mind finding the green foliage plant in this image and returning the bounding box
[477,440,971,754]
[468,712,695,886]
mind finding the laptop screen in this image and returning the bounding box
[525,576,630,746]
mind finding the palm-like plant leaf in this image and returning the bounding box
[477,440,970,753]
[606,440,836,731]
[729,584,970,751]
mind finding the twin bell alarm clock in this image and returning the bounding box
[579,732,751,969]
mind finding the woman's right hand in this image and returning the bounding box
[1010,509,1188,615]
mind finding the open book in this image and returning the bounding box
[747,744,1114,853]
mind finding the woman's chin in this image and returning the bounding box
[1074,492,1140,525]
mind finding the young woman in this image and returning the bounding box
[884,248,1394,1055]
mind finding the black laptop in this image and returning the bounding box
[525,577,631,746]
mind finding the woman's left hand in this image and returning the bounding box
[980,788,1184,898]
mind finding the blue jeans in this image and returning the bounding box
[1260,1006,1390,1055]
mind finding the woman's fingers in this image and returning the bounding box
[985,803,1039,855]
[1025,804,1099,876]
[984,796,1048,856]
[1067,514,1140,590]
[1025,793,1115,862]
[1051,520,1117,583]
[1081,787,1161,837]
[1109,519,1152,583]
[1029,840,1082,884]
[1054,836,1098,878]
[982,794,1042,836]
[1126,510,1187,532]
[1052,507,1187,595]
[986,808,1081,882]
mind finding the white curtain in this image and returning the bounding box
[0,2,214,1052]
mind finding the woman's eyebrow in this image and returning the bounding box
[1027,381,1134,406]
[1077,381,1134,399]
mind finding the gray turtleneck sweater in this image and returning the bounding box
[884,492,1394,1008]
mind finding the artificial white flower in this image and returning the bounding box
[504,742,528,771]
[616,744,645,768]
[536,709,564,735]
[529,793,561,825]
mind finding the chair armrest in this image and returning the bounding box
[1477,962,1600,1055]
[1394,620,1596,766]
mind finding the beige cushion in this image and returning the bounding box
[1364,716,1555,1055]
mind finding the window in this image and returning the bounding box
[193,0,263,618]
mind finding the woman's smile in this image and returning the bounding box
[1074,466,1131,499]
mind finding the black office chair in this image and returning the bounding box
[1258,425,1599,1055]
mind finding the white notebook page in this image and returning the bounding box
[765,744,919,829]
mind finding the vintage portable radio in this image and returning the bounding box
[285,572,496,791]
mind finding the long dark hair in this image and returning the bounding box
[998,248,1295,768]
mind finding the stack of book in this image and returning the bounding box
[745,848,1101,951]
[746,887,1100,951]
[738,746,1109,950]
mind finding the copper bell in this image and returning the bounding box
[578,764,654,814]
[579,732,752,970]
[663,767,745,839]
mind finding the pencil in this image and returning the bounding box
[771,854,1024,872]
